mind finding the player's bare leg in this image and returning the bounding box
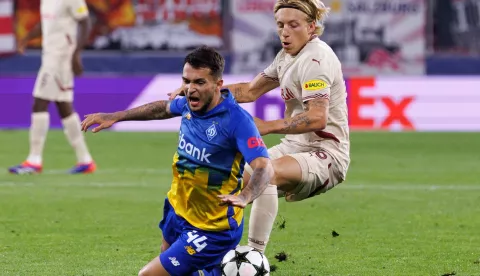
[9,97,50,174]
[160,238,170,252]
[56,101,96,174]
[246,156,302,252]
[137,238,171,276]
[138,257,171,276]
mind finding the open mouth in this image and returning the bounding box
[282,42,291,47]
[188,95,200,107]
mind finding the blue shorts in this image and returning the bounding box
[158,198,243,276]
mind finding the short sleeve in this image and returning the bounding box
[231,113,269,164]
[299,55,333,102]
[68,0,89,20]
[262,52,281,83]
[169,97,187,116]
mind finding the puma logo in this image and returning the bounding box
[312,58,321,65]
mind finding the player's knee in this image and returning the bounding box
[270,157,302,192]
[55,102,74,119]
[137,268,148,276]
[137,267,159,276]
[32,98,49,112]
[270,159,291,186]
[268,170,281,186]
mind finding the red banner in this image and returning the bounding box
[0,0,15,55]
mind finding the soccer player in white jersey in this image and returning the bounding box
[9,0,96,174]
[169,0,350,253]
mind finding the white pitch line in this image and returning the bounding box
[0,181,35,186]
[3,168,479,190]
[1,179,479,191]
[0,180,158,188]
[1,168,172,175]
[336,184,480,191]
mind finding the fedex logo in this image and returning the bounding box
[348,78,415,130]
[248,137,266,149]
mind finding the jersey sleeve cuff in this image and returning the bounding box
[302,91,330,102]
[245,153,269,164]
[260,72,279,82]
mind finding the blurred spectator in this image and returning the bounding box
[433,0,480,54]
[433,0,456,51]
[15,0,224,51]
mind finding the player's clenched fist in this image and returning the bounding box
[81,113,117,133]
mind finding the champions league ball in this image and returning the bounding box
[221,245,270,276]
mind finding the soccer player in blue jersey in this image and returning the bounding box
[81,46,273,276]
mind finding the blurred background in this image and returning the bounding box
[0,0,479,131]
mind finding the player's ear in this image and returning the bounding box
[308,21,316,35]
[216,79,224,91]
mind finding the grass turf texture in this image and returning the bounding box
[1,130,479,276]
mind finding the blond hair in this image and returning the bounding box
[274,0,330,36]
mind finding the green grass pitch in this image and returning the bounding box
[1,130,480,276]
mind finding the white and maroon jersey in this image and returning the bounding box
[263,38,350,177]
[40,0,89,65]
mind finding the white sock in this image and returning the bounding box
[62,113,93,164]
[248,184,278,252]
[26,112,50,165]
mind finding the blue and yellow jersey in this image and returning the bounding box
[168,90,269,232]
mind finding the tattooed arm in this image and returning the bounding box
[114,100,173,121]
[237,157,273,204]
[224,73,280,103]
[218,157,273,208]
[218,115,273,208]
[81,100,174,132]
[168,73,279,103]
[169,73,280,102]
[255,98,329,135]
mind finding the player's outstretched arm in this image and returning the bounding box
[219,114,271,207]
[225,73,280,103]
[81,100,174,133]
[255,98,329,135]
[17,23,42,54]
[219,157,273,208]
[168,72,279,103]
[238,157,274,203]
[72,17,91,76]
[75,17,91,54]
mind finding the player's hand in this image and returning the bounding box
[17,42,26,55]
[81,113,117,133]
[253,117,271,136]
[16,38,29,55]
[72,51,84,76]
[218,194,248,208]
[167,87,185,100]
